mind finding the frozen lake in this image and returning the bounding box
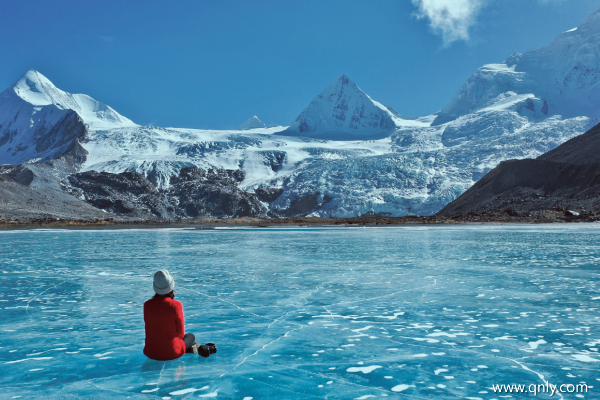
[1,225,599,399]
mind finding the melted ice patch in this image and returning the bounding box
[346,366,382,374]
[374,312,405,320]
[391,384,414,392]
[199,391,218,397]
[93,352,113,358]
[169,386,209,395]
[572,354,600,362]
[528,339,547,349]
[4,357,53,365]
[408,323,434,329]
[412,337,440,343]
[428,332,469,338]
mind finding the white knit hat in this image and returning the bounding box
[153,270,175,295]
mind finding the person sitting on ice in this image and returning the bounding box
[143,270,216,360]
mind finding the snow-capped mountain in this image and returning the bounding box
[0,70,135,165]
[2,7,600,219]
[434,8,600,126]
[282,74,401,140]
[238,115,266,130]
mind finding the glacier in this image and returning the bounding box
[2,225,600,398]
[1,8,600,217]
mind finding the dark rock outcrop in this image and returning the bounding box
[254,187,284,203]
[270,192,333,218]
[168,167,267,218]
[438,122,600,221]
[0,165,35,186]
[1,109,88,166]
[64,167,269,220]
[67,171,174,219]
[34,111,87,158]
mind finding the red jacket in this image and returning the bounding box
[143,297,186,361]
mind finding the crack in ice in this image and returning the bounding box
[179,285,269,320]
[25,280,66,316]
[267,310,297,329]
[217,327,302,381]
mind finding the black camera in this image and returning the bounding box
[198,343,217,358]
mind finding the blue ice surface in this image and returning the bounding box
[1,224,599,399]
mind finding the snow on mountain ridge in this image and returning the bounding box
[434,7,600,125]
[282,74,400,140]
[10,70,136,130]
[0,70,136,165]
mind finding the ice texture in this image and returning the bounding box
[1,225,600,398]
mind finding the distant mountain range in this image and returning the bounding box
[1,7,600,221]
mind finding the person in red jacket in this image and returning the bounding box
[143,270,198,360]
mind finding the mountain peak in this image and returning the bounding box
[10,69,61,106]
[282,74,397,140]
[320,74,358,99]
[1,70,136,130]
[238,115,266,130]
[433,6,600,125]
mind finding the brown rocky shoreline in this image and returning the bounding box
[2,209,597,230]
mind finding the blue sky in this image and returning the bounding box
[1,0,599,129]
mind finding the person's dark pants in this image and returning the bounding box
[183,333,195,352]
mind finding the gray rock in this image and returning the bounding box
[67,171,174,219]
[63,167,269,220]
[168,167,267,218]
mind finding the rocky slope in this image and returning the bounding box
[0,159,119,221]
[437,122,600,220]
[167,167,267,218]
[64,167,267,220]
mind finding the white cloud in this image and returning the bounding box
[411,0,484,45]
